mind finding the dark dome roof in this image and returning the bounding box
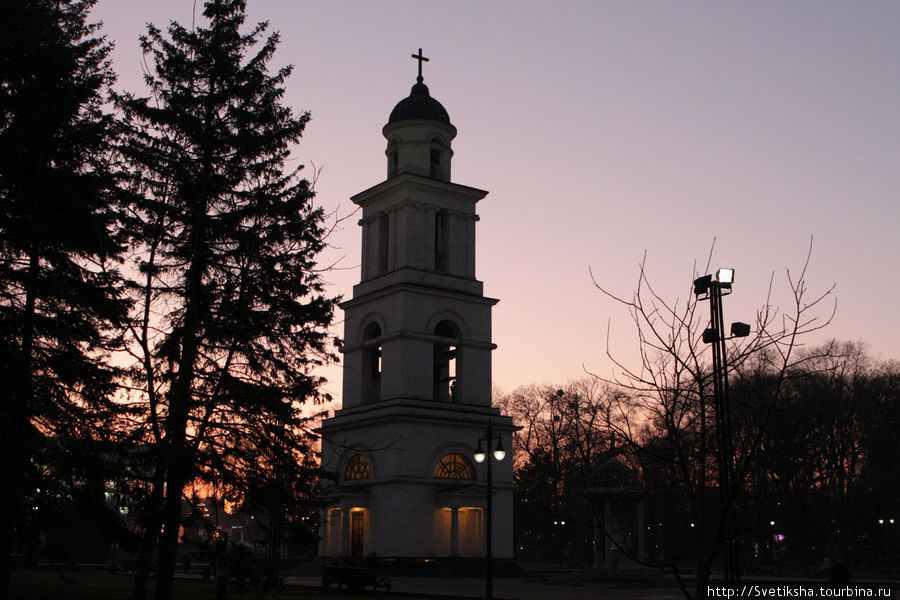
[589,456,640,489]
[387,81,452,126]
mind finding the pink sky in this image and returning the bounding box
[91,1,900,399]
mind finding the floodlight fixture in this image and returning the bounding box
[730,322,751,338]
[703,328,719,344]
[716,268,735,285]
[694,274,712,296]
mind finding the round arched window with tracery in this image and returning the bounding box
[344,454,370,480]
[434,453,475,479]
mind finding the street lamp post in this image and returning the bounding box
[694,268,750,586]
[474,421,506,600]
[770,520,778,573]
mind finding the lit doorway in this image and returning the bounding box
[350,510,365,557]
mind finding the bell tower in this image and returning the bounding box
[319,50,515,564]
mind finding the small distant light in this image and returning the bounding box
[716,268,734,285]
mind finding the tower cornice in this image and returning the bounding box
[339,280,499,312]
[358,200,479,225]
[351,172,487,208]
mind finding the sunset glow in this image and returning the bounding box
[91,1,900,398]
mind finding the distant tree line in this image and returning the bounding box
[501,336,898,597]
[501,346,899,572]
[0,1,338,599]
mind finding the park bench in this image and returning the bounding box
[321,565,391,593]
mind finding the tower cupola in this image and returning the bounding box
[383,49,456,181]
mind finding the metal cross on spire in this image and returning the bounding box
[411,48,429,83]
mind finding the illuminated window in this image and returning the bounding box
[344,454,370,480]
[434,453,475,479]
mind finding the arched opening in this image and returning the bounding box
[344,454,370,480]
[430,148,441,178]
[434,453,475,479]
[433,320,459,402]
[387,138,399,178]
[362,322,382,402]
[430,136,447,179]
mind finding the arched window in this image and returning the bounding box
[430,137,447,179]
[362,322,382,402]
[387,138,399,178]
[433,320,459,402]
[344,454,370,480]
[430,149,441,178]
[434,453,475,479]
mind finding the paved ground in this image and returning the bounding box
[289,574,900,600]
[287,575,685,599]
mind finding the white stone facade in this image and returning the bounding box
[318,74,516,561]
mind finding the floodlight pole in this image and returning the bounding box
[708,280,739,586]
[696,270,748,587]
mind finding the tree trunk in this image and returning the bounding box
[154,205,205,600]
[153,340,195,600]
[131,472,165,600]
[0,252,38,600]
[0,414,26,600]
[154,459,188,600]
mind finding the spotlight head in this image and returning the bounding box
[694,275,712,296]
[730,322,751,338]
[716,268,735,285]
[702,328,719,344]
